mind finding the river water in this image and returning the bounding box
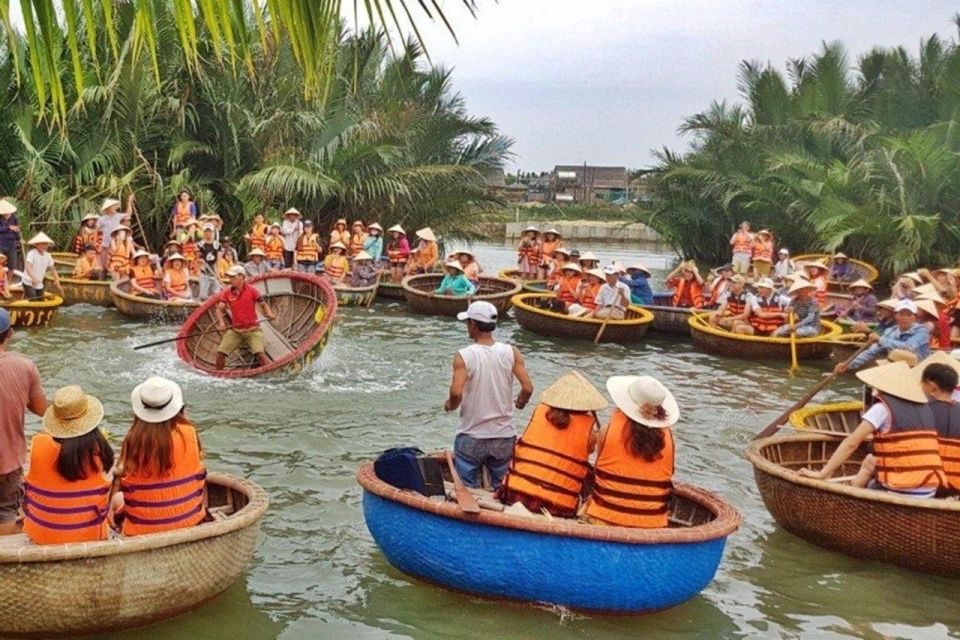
[10,242,958,640]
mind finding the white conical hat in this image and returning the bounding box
[848,278,873,291]
[283,207,301,217]
[579,251,599,262]
[27,232,54,245]
[0,199,17,214]
[388,225,405,234]
[788,278,816,295]
[416,227,437,242]
[330,242,347,251]
[351,251,372,261]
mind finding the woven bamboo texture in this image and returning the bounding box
[45,253,113,307]
[177,272,336,378]
[110,279,201,321]
[334,281,378,306]
[0,294,63,328]
[375,281,406,300]
[789,402,863,435]
[746,434,960,576]
[512,293,654,343]
[497,268,549,293]
[0,473,268,636]
[793,254,880,292]
[402,274,521,317]
[688,312,841,360]
[641,304,693,335]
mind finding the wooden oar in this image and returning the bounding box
[365,272,383,309]
[445,451,480,514]
[132,317,269,350]
[751,342,871,441]
[593,305,612,344]
[788,312,799,374]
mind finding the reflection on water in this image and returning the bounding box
[9,242,958,639]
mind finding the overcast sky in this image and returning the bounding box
[409,1,958,172]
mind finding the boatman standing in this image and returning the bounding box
[445,301,534,489]
[214,265,276,370]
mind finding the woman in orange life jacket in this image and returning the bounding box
[454,249,481,286]
[664,260,705,309]
[708,275,754,334]
[348,220,367,258]
[516,226,541,279]
[551,262,583,311]
[162,253,193,302]
[71,213,101,255]
[729,220,754,274]
[128,250,162,299]
[803,260,830,309]
[107,225,135,280]
[748,278,787,336]
[330,218,351,249]
[799,360,946,497]
[704,263,733,307]
[567,268,604,318]
[23,385,114,545]
[750,229,774,277]
[913,354,960,492]
[538,229,562,280]
[577,251,600,273]
[264,223,285,271]
[914,297,949,349]
[545,247,572,288]
[296,220,321,274]
[323,242,349,285]
[497,372,607,517]
[112,377,207,536]
[582,375,679,528]
[244,213,268,254]
[405,227,439,276]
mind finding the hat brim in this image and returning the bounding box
[42,395,104,438]
[131,380,185,423]
[540,372,608,412]
[606,376,679,428]
[856,361,926,404]
[456,311,470,322]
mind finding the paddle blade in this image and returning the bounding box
[446,451,481,514]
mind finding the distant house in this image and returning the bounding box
[548,165,630,204]
[484,169,529,203]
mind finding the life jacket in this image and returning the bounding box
[752,239,773,262]
[109,240,131,272]
[120,421,207,536]
[749,293,785,334]
[517,240,541,266]
[165,267,189,296]
[22,433,111,545]
[812,276,827,308]
[872,394,946,492]
[732,231,752,254]
[72,227,101,254]
[414,242,438,268]
[930,399,960,491]
[706,277,728,306]
[723,290,749,317]
[173,202,194,229]
[349,232,367,258]
[501,404,594,513]
[249,223,267,251]
[265,236,284,261]
[386,239,408,263]
[324,255,347,279]
[670,277,704,309]
[541,240,561,263]
[578,281,601,310]
[297,233,320,262]
[131,264,158,292]
[181,240,199,263]
[936,310,952,349]
[556,273,582,305]
[584,410,674,528]
[546,260,567,287]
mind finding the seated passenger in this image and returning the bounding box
[665,261,704,309]
[748,278,786,336]
[23,386,113,545]
[162,253,193,302]
[244,248,270,278]
[916,357,960,492]
[72,244,105,280]
[708,275,753,334]
[115,377,207,536]
[434,261,476,297]
[621,262,653,305]
[773,278,822,339]
[837,279,877,323]
[323,242,349,285]
[582,375,678,528]
[349,251,380,288]
[128,250,161,299]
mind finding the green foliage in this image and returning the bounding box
[643,21,960,278]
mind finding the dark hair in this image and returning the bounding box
[83,243,96,252]
[473,320,497,333]
[55,430,114,482]
[546,407,571,429]
[0,327,11,344]
[625,419,666,462]
[922,363,959,393]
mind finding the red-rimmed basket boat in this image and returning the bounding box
[176,272,336,378]
[512,292,654,344]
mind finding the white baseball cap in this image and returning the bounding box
[457,300,498,324]
[227,265,246,277]
[895,299,918,314]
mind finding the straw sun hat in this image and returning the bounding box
[42,385,104,439]
[915,298,940,318]
[27,232,54,245]
[788,278,816,295]
[330,242,347,251]
[0,198,16,214]
[848,279,873,291]
[628,262,651,277]
[579,251,599,262]
[247,248,265,258]
[541,372,608,412]
[606,376,679,428]
[444,261,464,272]
[560,262,582,273]
[131,376,185,423]
[166,252,186,262]
[352,251,373,261]
[368,223,383,232]
[416,227,437,242]
[855,361,926,404]
[388,224,405,234]
[100,198,121,212]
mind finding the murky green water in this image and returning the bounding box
[9,242,959,640]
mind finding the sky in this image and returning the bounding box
[403,0,959,172]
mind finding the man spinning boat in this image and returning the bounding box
[214,265,276,370]
[834,299,930,374]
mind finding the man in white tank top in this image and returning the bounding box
[445,301,534,488]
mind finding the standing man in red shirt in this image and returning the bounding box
[214,265,276,370]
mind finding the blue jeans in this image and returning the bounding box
[453,434,516,490]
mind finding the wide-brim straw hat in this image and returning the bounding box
[100,198,121,212]
[335,218,348,226]
[553,247,571,257]
[27,232,54,245]
[330,242,347,251]
[560,262,582,273]
[0,198,17,214]
[544,228,561,237]
[848,278,873,291]
[368,223,383,232]
[42,385,104,438]
[606,375,679,428]
[247,248,265,258]
[352,251,373,261]
[444,261,464,272]
[541,372,608,412]
[856,361,926,404]
[80,213,99,223]
[916,298,940,318]
[586,268,606,281]
[627,262,651,277]
[901,272,923,284]
[804,260,829,273]
[788,278,816,295]
[132,249,151,260]
[131,376,185,423]
[416,227,437,242]
[877,297,898,311]
[111,225,132,235]
[284,208,302,217]
[523,225,540,234]
[579,251,599,262]
[913,351,960,383]
[388,224,405,234]
[833,252,849,260]
[166,252,186,262]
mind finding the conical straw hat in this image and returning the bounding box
[788,278,816,295]
[541,372,608,412]
[914,284,944,303]
[804,260,829,272]
[388,224,405,234]
[855,361,926,404]
[560,262,582,273]
[416,227,437,242]
[351,251,373,261]
[848,279,873,291]
[0,199,16,214]
[444,260,464,272]
[80,213,99,223]
[27,232,54,245]
[901,272,923,284]
[915,298,940,318]
[877,297,898,311]
[579,251,599,262]
[100,198,121,212]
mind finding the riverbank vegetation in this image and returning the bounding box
[0,2,507,248]
[643,21,960,278]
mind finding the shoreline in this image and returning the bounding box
[498,220,663,244]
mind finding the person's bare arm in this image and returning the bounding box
[798,420,873,479]
[257,299,276,320]
[27,365,47,416]
[444,353,467,412]
[512,347,534,409]
[215,302,228,331]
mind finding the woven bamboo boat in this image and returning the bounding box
[688,313,841,360]
[110,279,201,321]
[789,401,863,435]
[376,280,406,300]
[402,274,521,317]
[334,279,379,307]
[0,473,268,637]
[358,455,740,613]
[794,253,880,292]
[746,433,960,576]
[0,292,64,328]
[512,293,654,344]
[45,256,113,307]
[177,272,337,378]
[497,268,548,293]
[643,304,693,335]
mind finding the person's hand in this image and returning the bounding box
[444,399,454,412]
[867,332,881,344]
[217,320,227,332]
[515,396,528,410]
[797,467,825,480]
[851,322,868,334]
[833,362,848,374]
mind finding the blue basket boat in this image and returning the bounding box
[357,458,740,613]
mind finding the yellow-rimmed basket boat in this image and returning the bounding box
[512,293,654,344]
[0,293,64,328]
[402,274,521,317]
[497,268,549,293]
[688,312,841,360]
[794,253,880,292]
[334,280,379,307]
[789,401,863,436]
[110,279,201,321]
[746,433,960,576]
[0,473,268,637]
[45,253,113,307]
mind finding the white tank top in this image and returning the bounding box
[457,342,516,438]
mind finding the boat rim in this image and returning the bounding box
[792,253,880,283]
[1,294,64,309]
[789,401,864,431]
[110,279,200,308]
[511,292,654,326]
[689,312,842,344]
[402,273,522,301]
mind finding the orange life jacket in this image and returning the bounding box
[131,264,158,292]
[386,239,408,263]
[324,255,347,279]
[109,240,131,272]
[546,260,567,287]
[749,293,785,334]
[249,223,268,251]
[669,277,704,309]
[502,404,595,513]
[23,434,111,545]
[752,239,773,262]
[556,273,582,304]
[872,394,946,492]
[72,227,101,254]
[722,290,749,317]
[541,240,561,264]
[732,231,752,254]
[165,267,189,296]
[181,240,199,263]
[173,202,194,229]
[297,233,320,262]
[349,232,367,258]
[414,242,438,268]
[706,277,728,307]
[584,410,674,528]
[120,421,206,536]
[930,398,960,491]
[517,239,541,266]
[265,236,284,261]
[812,276,828,308]
[578,281,601,310]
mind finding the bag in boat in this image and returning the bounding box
[374,447,445,497]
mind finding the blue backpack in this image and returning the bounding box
[374,447,445,496]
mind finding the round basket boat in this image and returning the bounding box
[333,277,379,307]
[177,272,336,378]
[0,473,268,637]
[375,280,406,300]
[402,274,521,317]
[746,433,960,576]
[688,313,842,360]
[110,279,201,321]
[357,457,740,613]
[642,304,693,335]
[0,293,64,328]
[793,253,879,292]
[497,268,548,293]
[512,293,654,344]
[45,256,113,307]
[789,401,863,435]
